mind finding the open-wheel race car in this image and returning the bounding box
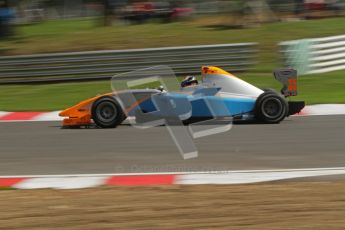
[59,66,305,128]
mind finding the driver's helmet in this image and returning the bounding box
[181,76,198,88]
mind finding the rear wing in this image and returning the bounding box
[273,68,298,97]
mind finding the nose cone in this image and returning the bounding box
[58,99,92,118]
[59,108,70,117]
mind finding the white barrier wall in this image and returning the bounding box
[280,34,345,75]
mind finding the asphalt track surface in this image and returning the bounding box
[0,115,344,176]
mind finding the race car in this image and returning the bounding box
[59,66,305,128]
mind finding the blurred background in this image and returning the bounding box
[1,0,345,111]
[1,0,345,29]
[1,0,345,27]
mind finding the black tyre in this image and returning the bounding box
[262,88,278,94]
[91,96,126,128]
[254,92,288,124]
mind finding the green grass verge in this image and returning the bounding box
[0,187,15,190]
[1,17,345,111]
[242,71,345,105]
[0,71,344,111]
[1,17,345,71]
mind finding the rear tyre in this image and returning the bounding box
[262,88,278,94]
[255,92,288,124]
[91,96,126,128]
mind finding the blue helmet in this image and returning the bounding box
[181,76,198,88]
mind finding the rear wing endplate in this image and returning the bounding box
[273,68,298,97]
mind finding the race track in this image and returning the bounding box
[0,115,344,175]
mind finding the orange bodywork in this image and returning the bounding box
[59,92,150,127]
[202,66,235,77]
[59,93,112,127]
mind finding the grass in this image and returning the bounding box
[1,17,345,111]
[0,70,344,111]
[0,187,15,190]
[242,71,345,105]
[1,17,345,70]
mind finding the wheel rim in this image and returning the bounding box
[96,102,117,123]
[262,98,283,119]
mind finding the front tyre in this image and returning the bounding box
[91,96,126,128]
[254,92,288,124]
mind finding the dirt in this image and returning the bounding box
[1,182,345,230]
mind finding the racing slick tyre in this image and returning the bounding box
[262,88,278,94]
[254,91,289,124]
[91,96,126,128]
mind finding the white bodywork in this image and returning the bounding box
[202,73,264,99]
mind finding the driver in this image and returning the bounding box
[180,76,198,88]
